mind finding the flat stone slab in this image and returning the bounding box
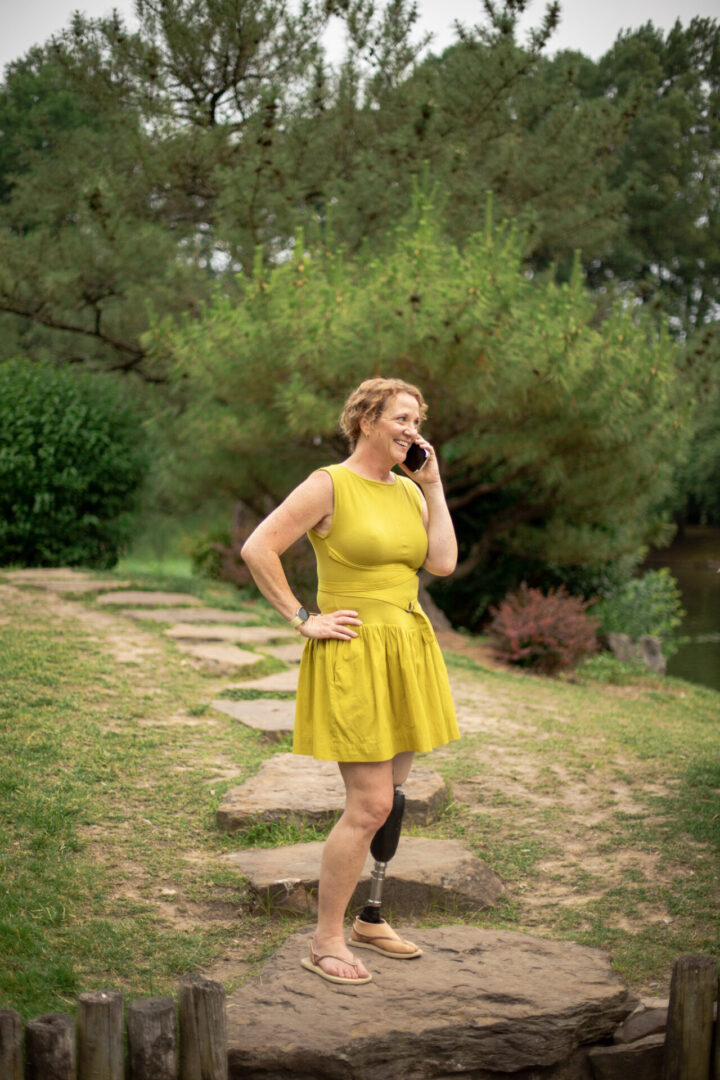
[211,698,294,740]
[256,642,304,663]
[122,607,254,623]
[37,579,132,593]
[223,836,504,916]
[233,669,299,693]
[226,926,637,1079]
[4,569,131,592]
[176,642,263,674]
[166,624,296,644]
[3,568,93,580]
[97,590,202,607]
[589,1034,665,1080]
[216,754,447,832]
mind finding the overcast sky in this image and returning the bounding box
[2,0,719,75]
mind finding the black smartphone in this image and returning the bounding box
[404,442,428,472]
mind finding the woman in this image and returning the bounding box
[241,377,459,985]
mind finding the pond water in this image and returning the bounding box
[644,526,720,692]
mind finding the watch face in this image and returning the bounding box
[297,606,309,622]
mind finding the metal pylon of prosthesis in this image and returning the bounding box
[359,786,405,924]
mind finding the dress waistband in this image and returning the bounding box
[318,570,434,644]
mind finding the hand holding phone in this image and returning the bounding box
[404,442,429,472]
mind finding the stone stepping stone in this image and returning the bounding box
[123,607,254,623]
[216,754,447,832]
[4,569,131,593]
[211,698,294,741]
[176,642,263,675]
[97,590,202,607]
[166,624,296,645]
[223,835,504,916]
[4,568,92,580]
[256,642,304,663]
[38,579,132,594]
[233,669,299,693]
[226,926,636,1079]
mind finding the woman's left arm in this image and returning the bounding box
[401,438,457,577]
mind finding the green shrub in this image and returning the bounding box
[488,584,599,674]
[574,653,649,685]
[591,568,685,656]
[0,359,148,568]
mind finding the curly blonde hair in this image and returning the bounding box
[339,377,428,449]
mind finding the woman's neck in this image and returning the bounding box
[343,442,395,483]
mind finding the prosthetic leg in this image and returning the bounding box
[350,787,423,958]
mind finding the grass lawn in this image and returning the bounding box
[1,566,719,1019]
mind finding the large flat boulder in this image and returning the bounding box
[226,926,637,1079]
[211,698,295,740]
[222,836,504,916]
[216,754,447,831]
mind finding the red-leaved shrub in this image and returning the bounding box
[488,584,598,674]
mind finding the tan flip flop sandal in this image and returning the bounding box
[351,916,423,958]
[301,944,373,985]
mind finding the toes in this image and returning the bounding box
[319,955,369,981]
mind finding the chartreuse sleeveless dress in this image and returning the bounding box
[293,464,459,762]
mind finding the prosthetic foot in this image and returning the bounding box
[351,786,422,959]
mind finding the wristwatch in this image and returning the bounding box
[288,605,310,630]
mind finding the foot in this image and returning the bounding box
[307,936,371,982]
[351,916,423,958]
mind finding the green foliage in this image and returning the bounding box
[0,359,148,567]
[1,4,717,379]
[488,584,598,673]
[155,195,690,625]
[574,18,720,332]
[672,326,720,524]
[574,652,650,685]
[592,568,685,655]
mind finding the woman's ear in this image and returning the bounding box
[359,412,372,437]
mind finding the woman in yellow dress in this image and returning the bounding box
[241,377,459,984]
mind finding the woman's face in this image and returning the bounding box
[365,391,422,465]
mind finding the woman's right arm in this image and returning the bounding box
[240,471,361,641]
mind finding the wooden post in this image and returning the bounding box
[663,954,716,1080]
[0,1010,23,1080]
[127,997,177,1080]
[25,1013,75,1080]
[712,977,720,1080]
[178,976,227,1080]
[77,990,124,1080]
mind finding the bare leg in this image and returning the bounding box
[311,759,395,980]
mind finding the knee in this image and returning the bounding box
[349,790,394,836]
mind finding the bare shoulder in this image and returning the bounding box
[275,468,334,532]
[285,468,333,509]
